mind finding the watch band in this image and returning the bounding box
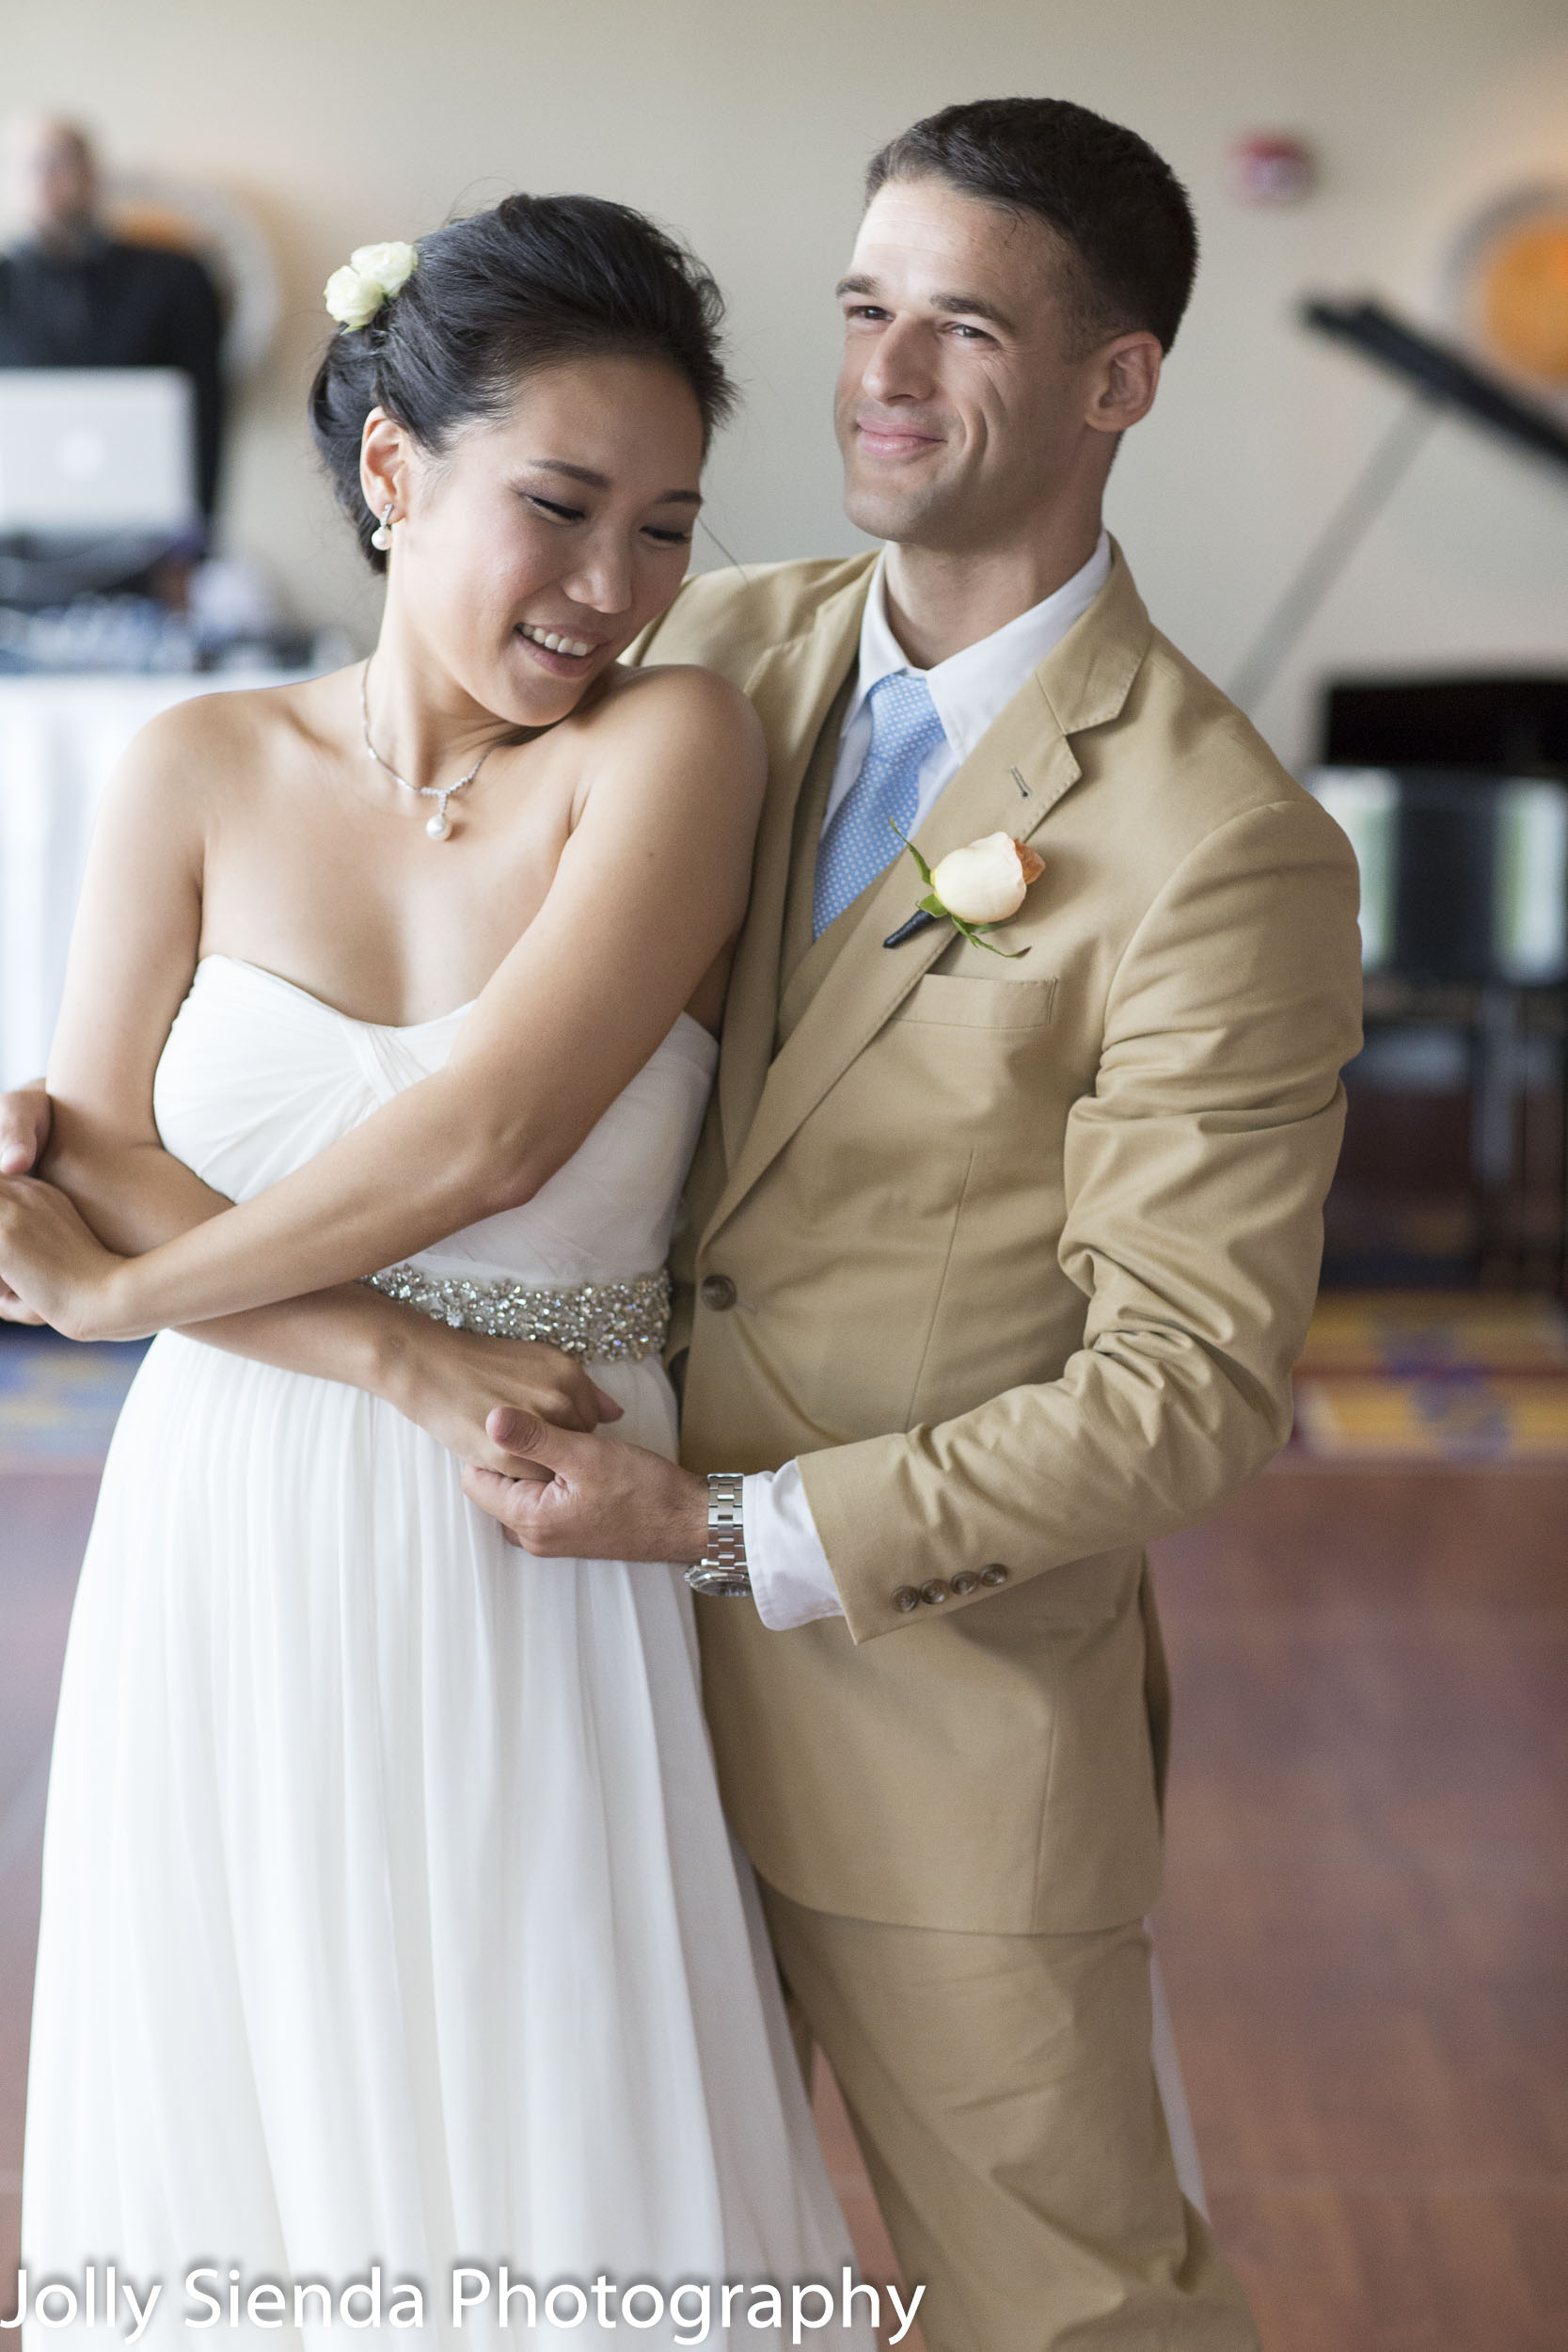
[686,1470,752,1598]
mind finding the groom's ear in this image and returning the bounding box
[1085,331,1163,437]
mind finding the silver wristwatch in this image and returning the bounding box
[686,1471,752,1598]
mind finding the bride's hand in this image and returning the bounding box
[0,1174,132,1339]
[0,1089,52,1324]
[381,1314,625,1477]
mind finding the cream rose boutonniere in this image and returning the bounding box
[324,240,420,330]
[884,823,1045,957]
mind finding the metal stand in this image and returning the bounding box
[1227,399,1438,716]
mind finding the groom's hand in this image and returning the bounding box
[461,1407,708,1564]
[0,1080,52,1323]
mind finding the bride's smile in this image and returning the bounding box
[516,621,598,660]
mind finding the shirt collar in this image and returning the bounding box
[849,529,1112,763]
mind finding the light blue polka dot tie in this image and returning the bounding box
[813,671,948,938]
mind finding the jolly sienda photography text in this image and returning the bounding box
[2,2267,927,2345]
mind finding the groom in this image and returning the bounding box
[457,96,1363,2352]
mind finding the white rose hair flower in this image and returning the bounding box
[889,823,1045,957]
[324,240,420,330]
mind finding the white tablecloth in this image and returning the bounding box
[0,671,303,1088]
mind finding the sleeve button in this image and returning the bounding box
[979,1564,1010,1587]
[892,1586,921,1613]
[919,1580,950,1605]
[699,1274,737,1311]
[950,1571,979,1597]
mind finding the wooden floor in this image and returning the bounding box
[1150,1465,1568,2352]
[3,1459,1565,2348]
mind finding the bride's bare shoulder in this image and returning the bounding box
[105,669,349,813]
[592,660,764,776]
[604,656,755,720]
[121,668,343,764]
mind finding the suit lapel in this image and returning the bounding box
[713,563,873,1168]
[704,545,1154,1242]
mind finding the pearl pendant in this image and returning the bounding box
[425,808,451,841]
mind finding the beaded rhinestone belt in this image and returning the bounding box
[365,1263,672,1362]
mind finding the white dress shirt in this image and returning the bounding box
[740,532,1113,1631]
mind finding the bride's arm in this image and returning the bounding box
[0,665,763,1342]
[0,704,631,1454]
[27,1100,612,1462]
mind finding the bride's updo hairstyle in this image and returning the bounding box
[309,193,734,574]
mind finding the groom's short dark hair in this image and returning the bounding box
[865,97,1198,354]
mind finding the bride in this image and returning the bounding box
[0,195,871,2349]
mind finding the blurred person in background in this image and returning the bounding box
[0,112,225,598]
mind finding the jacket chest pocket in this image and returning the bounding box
[871,970,1063,1130]
[892,971,1059,1030]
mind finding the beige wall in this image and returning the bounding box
[6,0,1567,768]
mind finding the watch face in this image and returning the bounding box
[686,1565,752,1599]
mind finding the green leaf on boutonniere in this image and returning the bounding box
[953,916,1030,961]
[889,818,936,889]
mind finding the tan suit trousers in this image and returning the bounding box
[760,1881,1260,2352]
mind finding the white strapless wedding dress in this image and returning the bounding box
[22,957,870,2352]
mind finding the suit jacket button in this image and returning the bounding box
[893,1586,921,1613]
[700,1274,737,1311]
[950,1571,979,1597]
[979,1564,1010,1587]
[919,1580,950,1605]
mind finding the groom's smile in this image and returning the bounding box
[844,405,949,466]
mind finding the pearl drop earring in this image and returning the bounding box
[371,502,396,552]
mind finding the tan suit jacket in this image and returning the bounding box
[631,544,1362,1936]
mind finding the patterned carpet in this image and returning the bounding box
[1293,1293,1568,1463]
[6,1294,1568,1471]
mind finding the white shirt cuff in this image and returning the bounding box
[741,1462,845,1630]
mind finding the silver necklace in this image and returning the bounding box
[359,660,501,841]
